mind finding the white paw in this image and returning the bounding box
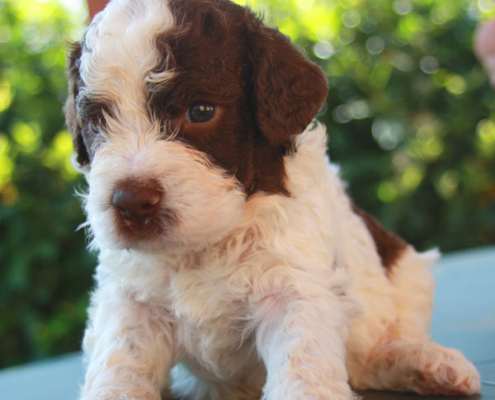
[412,344,481,396]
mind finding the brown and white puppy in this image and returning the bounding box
[66,0,481,399]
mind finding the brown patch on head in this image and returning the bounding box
[65,42,89,166]
[147,0,327,196]
[65,41,114,166]
[352,204,408,272]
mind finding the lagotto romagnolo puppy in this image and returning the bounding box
[65,0,481,399]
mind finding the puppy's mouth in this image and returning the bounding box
[110,178,175,248]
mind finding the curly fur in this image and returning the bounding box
[65,1,481,399]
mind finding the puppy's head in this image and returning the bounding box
[66,0,327,252]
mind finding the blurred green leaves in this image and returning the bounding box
[0,0,494,368]
[0,0,92,368]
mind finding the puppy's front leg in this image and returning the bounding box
[81,289,176,400]
[255,288,354,400]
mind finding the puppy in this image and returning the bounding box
[65,0,481,399]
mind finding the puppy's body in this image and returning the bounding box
[67,0,481,399]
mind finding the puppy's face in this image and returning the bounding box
[66,0,327,252]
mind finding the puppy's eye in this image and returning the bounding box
[186,103,216,123]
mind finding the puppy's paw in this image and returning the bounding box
[412,345,481,396]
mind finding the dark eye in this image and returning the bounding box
[186,103,216,123]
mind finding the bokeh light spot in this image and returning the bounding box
[392,52,414,72]
[366,36,385,54]
[378,181,398,203]
[478,0,495,13]
[12,122,41,154]
[394,0,413,15]
[372,119,405,150]
[343,10,361,28]
[476,119,495,155]
[0,134,13,191]
[42,130,78,179]
[296,0,314,9]
[446,75,467,95]
[333,104,353,124]
[0,81,12,112]
[420,55,439,74]
[314,41,335,59]
[438,170,460,198]
[401,165,424,190]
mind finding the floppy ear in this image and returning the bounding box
[249,24,328,144]
[65,42,91,167]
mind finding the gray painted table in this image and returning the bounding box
[1,247,494,400]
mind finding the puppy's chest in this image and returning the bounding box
[170,263,257,376]
[171,265,250,331]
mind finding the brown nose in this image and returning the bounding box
[112,180,162,222]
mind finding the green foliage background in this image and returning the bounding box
[0,0,494,368]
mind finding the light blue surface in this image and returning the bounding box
[430,246,495,364]
[0,352,84,400]
[0,247,494,400]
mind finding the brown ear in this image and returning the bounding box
[65,41,90,167]
[249,25,328,144]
